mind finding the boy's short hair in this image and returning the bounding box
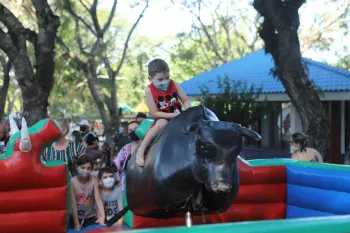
[148,59,169,78]
[76,154,93,168]
[98,166,115,180]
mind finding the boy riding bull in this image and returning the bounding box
[136,59,191,166]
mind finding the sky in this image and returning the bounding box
[100,0,348,64]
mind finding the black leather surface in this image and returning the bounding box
[126,105,260,218]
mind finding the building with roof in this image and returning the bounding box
[181,49,350,164]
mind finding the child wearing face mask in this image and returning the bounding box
[135,59,191,166]
[69,155,105,231]
[95,167,124,226]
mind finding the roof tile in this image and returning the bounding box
[181,49,350,96]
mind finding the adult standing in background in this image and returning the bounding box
[110,122,131,166]
[290,133,323,163]
[79,119,99,150]
[42,118,86,176]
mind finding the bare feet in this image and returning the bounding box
[136,148,145,167]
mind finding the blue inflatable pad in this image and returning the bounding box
[286,164,350,193]
[287,183,350,215]
[67,224,130,233]
[286,205,335,218]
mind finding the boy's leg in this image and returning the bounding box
[136,119,168,166]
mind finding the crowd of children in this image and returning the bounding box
[69,155,123,231]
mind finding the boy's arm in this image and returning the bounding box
[173,81,191,110]
[93,177,106,224]
[146,87,178,119]
[70,181,80,229]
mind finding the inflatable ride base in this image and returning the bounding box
[2,118,350,233]
[112,158,350,233]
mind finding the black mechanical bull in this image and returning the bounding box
[107,105,260,225]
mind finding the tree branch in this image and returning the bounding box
[90,0,102,36]
[114,0,149,77]
[187,5,226,63]
[32,0,60,88]
[63,0,97,36]
[101,0,118,35]
[0,28,18,60]
[0,55,11,121]
[74,19,90,56]
[78,0,91,13]
[0,3,37,44]
[56,36,87,69]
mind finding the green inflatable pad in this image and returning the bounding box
[135,119,154,140]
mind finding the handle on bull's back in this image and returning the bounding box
[105,205,129,227]
[135,119,154,140]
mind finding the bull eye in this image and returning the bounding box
[196,141,217,157]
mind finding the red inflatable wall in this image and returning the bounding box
[131,157,286,228]
[0,119,68,233]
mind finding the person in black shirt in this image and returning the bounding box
[79,119,99,150]
[110,121,131,166]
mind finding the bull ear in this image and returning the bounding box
[183,122,199,135]
[241,127,261,142]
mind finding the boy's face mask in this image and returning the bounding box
[77,167,91,178]
[103,177,115,188]
[153,79,170,91]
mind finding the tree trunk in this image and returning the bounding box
[0,1,59,126]
[0,59,10,121]
[253,0,330,157]
[85,66,119,143]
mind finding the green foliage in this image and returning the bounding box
[200,76,267,126]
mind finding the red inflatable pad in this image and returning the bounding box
[236,183,286,204]
[0,210,66,233]
[238,158,286,184]
[0,119,68,233]
[0,186,67,213]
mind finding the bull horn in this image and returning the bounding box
[183,122,199,135]
[9,115,19,136]
[241,127,261,142]
[19,117,32,152]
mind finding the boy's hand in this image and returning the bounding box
[174,109,181,116]
[95,216,105,225]
[116,219,123,226]
[74,224,81,231]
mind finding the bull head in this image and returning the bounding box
[183,121,261,142]
[183,120,261,194]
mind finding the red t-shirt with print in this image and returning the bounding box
[148,79,183,113]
